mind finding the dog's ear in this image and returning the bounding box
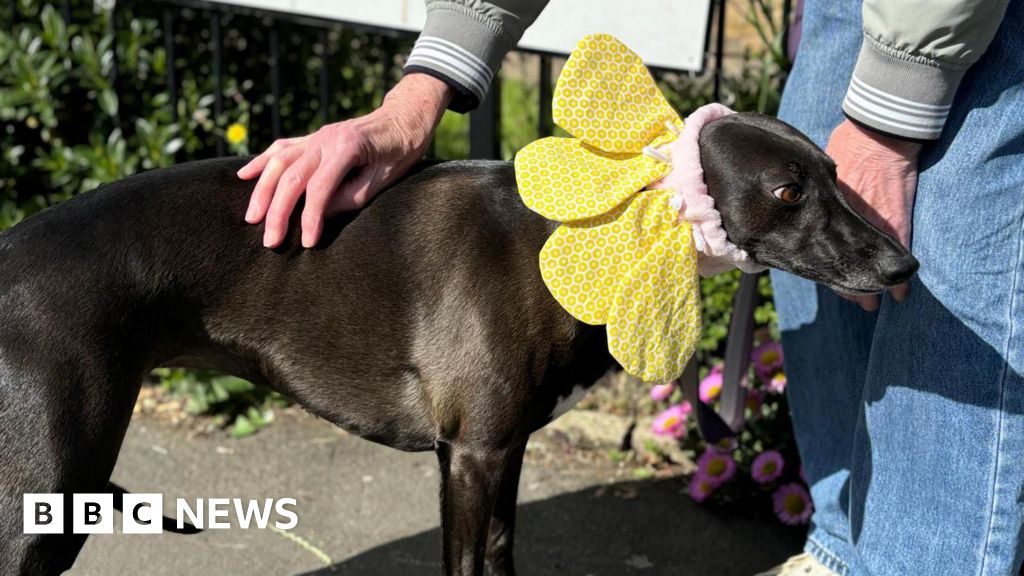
[697,116,794,247]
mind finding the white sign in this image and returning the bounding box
[206,0,712,72]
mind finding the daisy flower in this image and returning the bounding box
[699,366,723,403]
[773,483,813,525]
[687,473,716,503]
[696,447,736,487]
[651,403,690,438]
[751,450,785,484]
[751,341,784,380]
[766,372,787,394]
[650,381,676,402]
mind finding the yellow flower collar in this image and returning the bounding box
[513,34,761,382]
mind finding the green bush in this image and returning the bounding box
[1,1,252,226]
[152,368,288,437]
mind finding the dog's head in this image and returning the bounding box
[698,113,918,294]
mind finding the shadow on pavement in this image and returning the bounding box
[299,476,805,576]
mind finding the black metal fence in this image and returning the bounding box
[10,0,738,160]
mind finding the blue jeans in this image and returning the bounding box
[772,2,1024,575]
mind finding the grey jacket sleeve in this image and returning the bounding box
[843,0,1010,140]
[403,0,549,112]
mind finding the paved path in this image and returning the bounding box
[71,410,803,575]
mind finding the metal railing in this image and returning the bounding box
[10,0,737,160]
[6,0,798,158]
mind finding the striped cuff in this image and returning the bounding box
[405,36,495,112]
[842,35,968,140]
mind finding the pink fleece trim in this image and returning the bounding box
[652,103,766,277]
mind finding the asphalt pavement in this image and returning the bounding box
[70,410,804,576]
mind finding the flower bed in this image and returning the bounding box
[650,335,812,525]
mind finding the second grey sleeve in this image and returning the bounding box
[404,0,549,112]
[842,0,1010,140]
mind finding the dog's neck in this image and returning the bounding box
[649,104,767,277]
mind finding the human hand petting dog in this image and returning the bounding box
[826,119,921,311]
[238,74,452,248]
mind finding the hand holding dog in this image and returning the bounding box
[826,120,921,311]
[239,74,452,248]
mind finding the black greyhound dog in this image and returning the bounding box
[0,113,916,576]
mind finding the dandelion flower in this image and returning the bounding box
[751,450,785,484]
[696,447,736,487]
[773,482,813,525]
[688,473,716,503]
[226,123,248,145]
[652,403,690,438]
[650,381,676,402]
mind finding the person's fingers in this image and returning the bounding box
[263,148,323,248]
[855,294,880,312]
[245,145,305,224]
[237,156,270,180]
[328,164,384,214]
[837,292,858,304]
[890,282,910,303]
[301,152,358,248]
[237,137,304,180]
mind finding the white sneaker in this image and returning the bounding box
[754,553,839,576]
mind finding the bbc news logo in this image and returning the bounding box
[23,494,298,534]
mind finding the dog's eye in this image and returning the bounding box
[772,185,802,204]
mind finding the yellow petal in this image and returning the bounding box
[607,222,701,383]
[515,136,669,222]
[554,34,682,153]
[539,189,681,325]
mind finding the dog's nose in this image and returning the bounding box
[876,254,919,286]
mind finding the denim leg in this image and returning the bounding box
[771,1,866,574]
[774,1,1024,574]
[849,6,1024,575]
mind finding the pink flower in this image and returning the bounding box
[696,448,736,487]
[650,382,676,402]
[751,450,785,484]
[699,367,723,403]
[772,483,813,525]
[766,372,787,394]
[688,473,716,502]
[652,403,690,438]
[752,341,784,379]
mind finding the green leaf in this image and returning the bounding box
[163,137,184,155]
[98,89,118,117]
[631,467,654,480]
[218,376,254,394]
[40,4,67,50]
[246,406,266,426]
[607,449,627,463]
[231,415,257,438]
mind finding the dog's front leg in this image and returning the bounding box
[484,441,527,576]
[436,440,510,576]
